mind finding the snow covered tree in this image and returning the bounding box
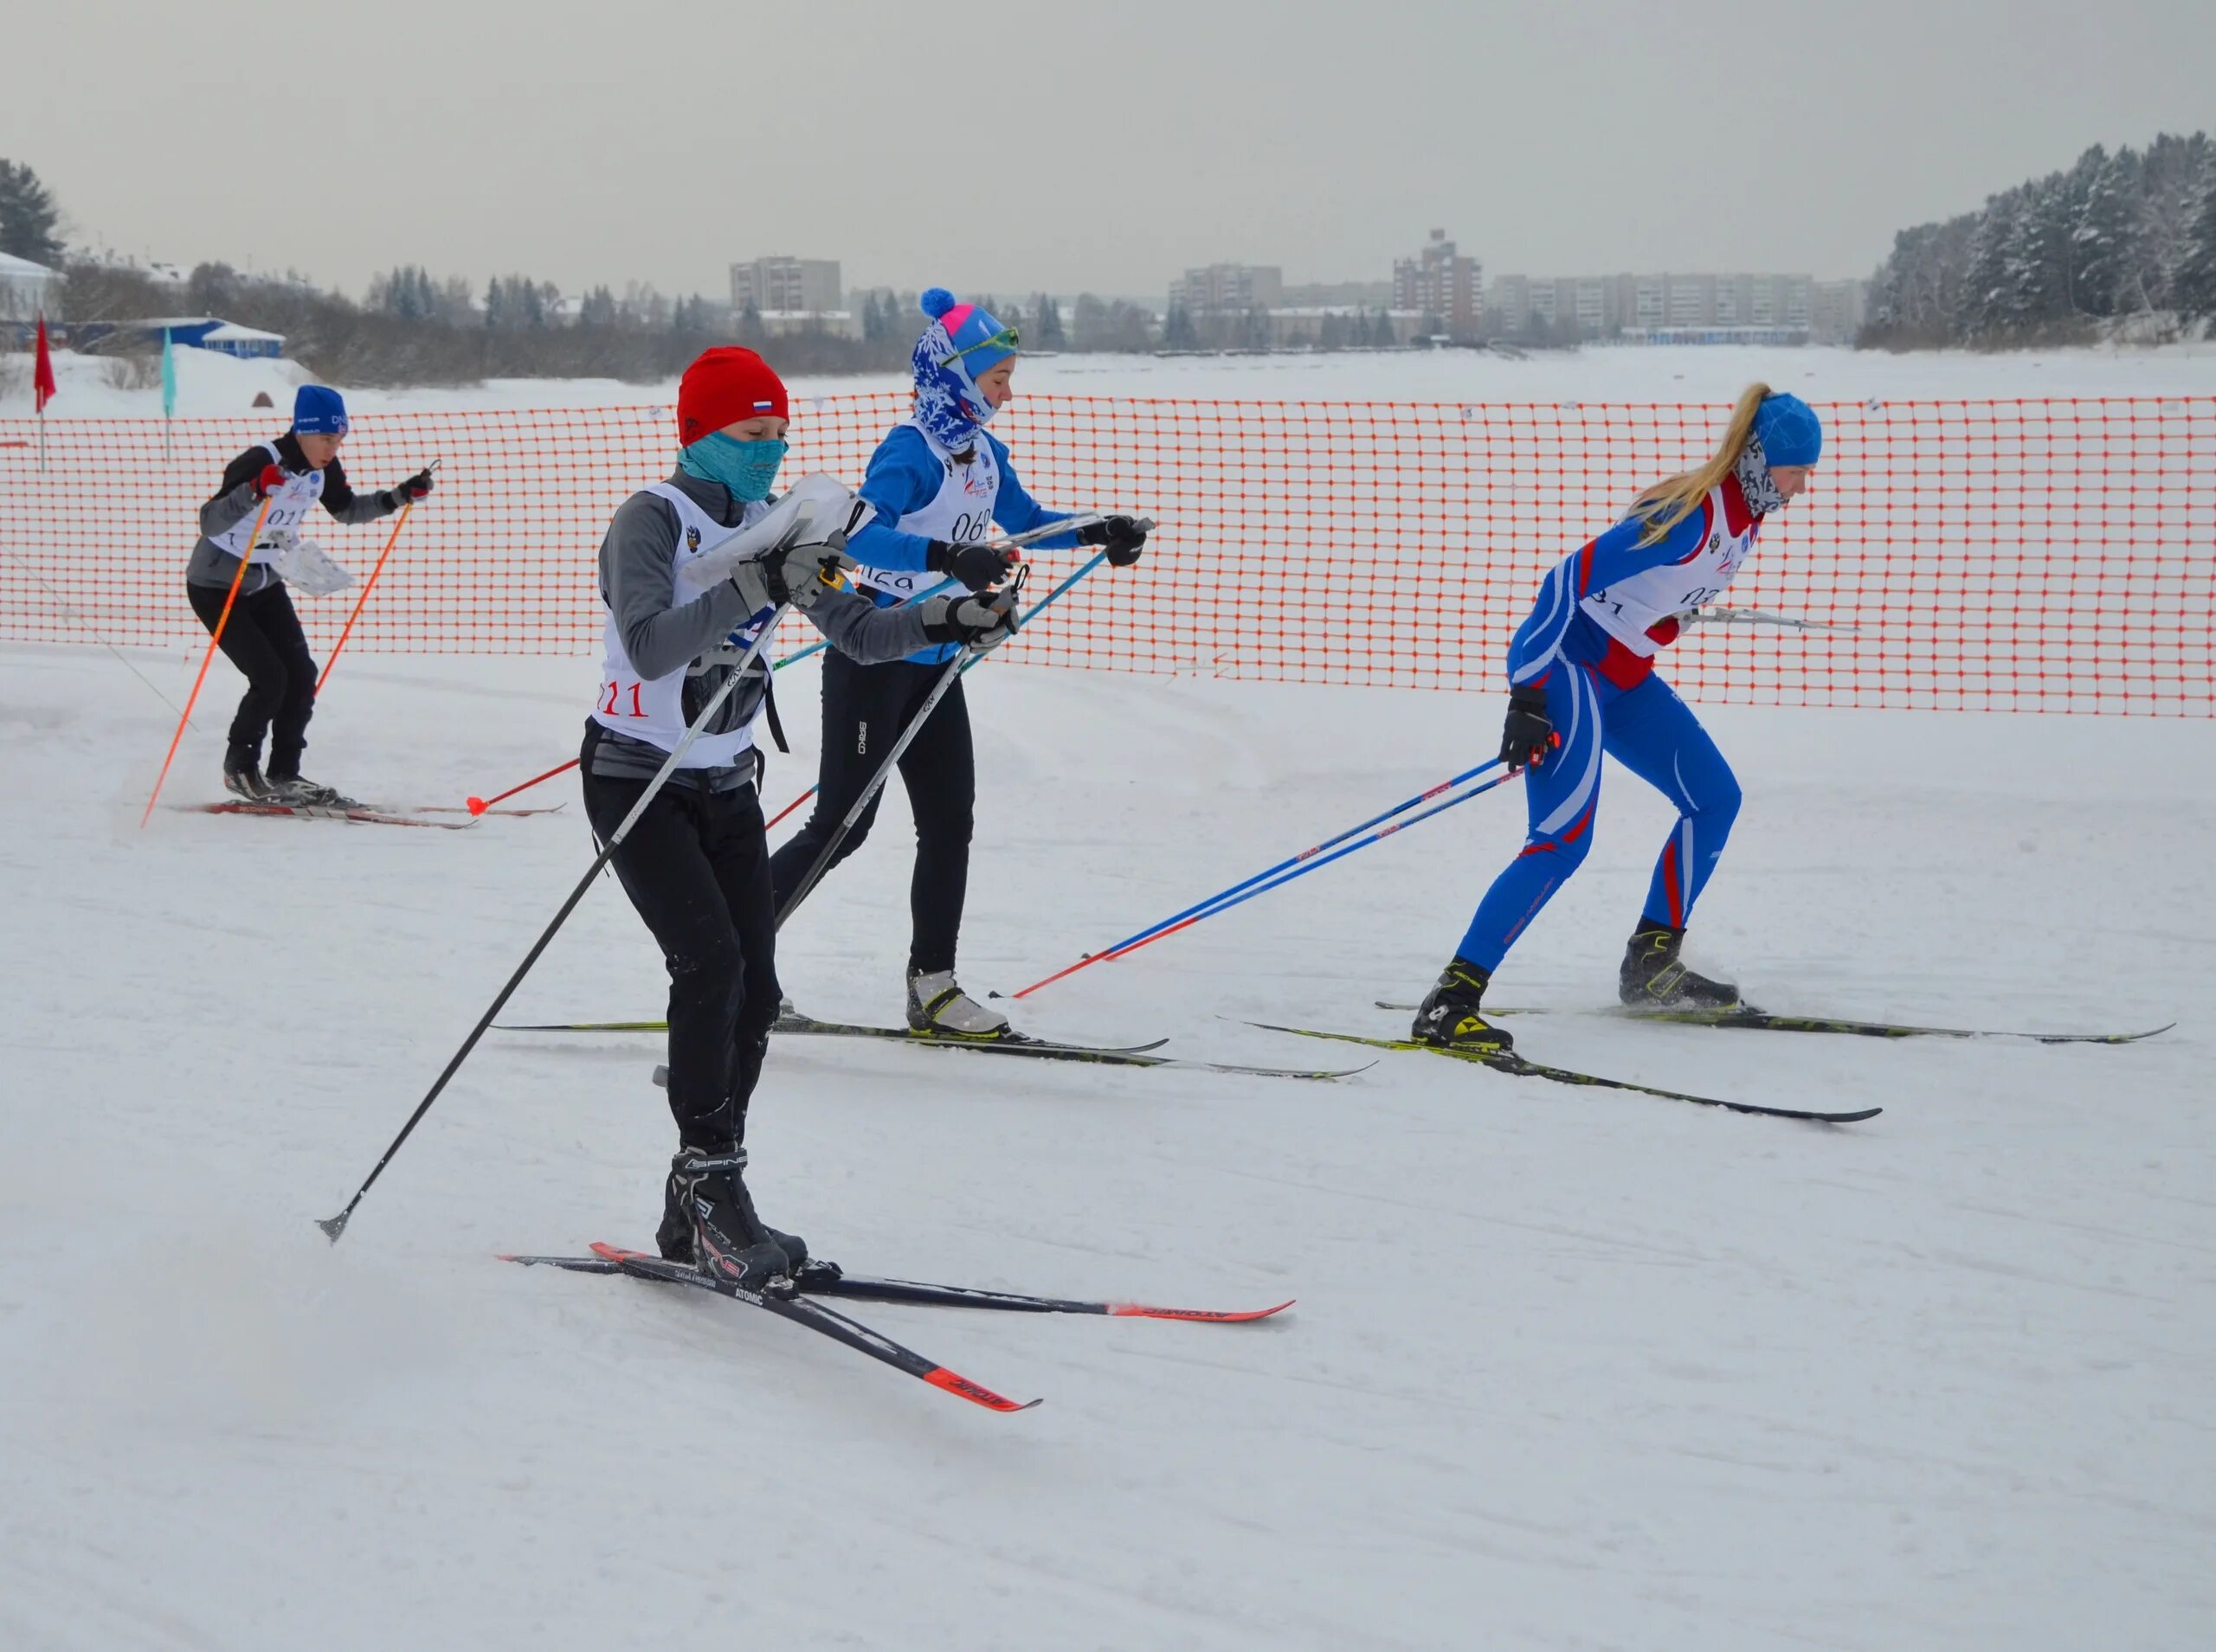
[0,159,64,265]
[2071,147,2142,318]
[1959,192,2021,337]
[1032,293,1066,349]
[1163,300,1198,349]
[2170,163,2216,319]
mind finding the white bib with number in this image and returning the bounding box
[1581,479,1760,659]
[208,441,326,566]
[849,419,1001,601]
[590,483,776,768]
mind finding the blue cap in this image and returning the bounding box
[293,384,349,436]
[1752,392,1820,467]
[920,287,1017,381]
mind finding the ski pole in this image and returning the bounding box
[763,546,1119,838]
[467,757,581,816]
[1012,755,1507,998]
[141,492,276,827]
[1022,768,1517,987]
[1684,604,1861,634]
[319,458,440,692]
[770,513,1107,672]
[774,559,1061,929]
[774,641,978,930]
[319,601,799,1244]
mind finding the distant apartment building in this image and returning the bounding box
[1393,229,1482,337]
[1172,263,1284,314]
[1809,279,1868,344]
[730,256,842,316]
[1487,271,1849,343]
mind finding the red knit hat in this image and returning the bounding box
[677,347,789,446]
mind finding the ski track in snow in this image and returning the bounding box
[4,342,2215,1648]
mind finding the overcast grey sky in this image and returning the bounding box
[8,0,2213,301]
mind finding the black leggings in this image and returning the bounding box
[187,579,318,774]
[581,730,781,1149]
[768,649,974,974]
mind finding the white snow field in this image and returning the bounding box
[0,642,2212,1652]
[3,343,2213,1649]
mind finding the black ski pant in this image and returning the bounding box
[187,579,318,775]
[580,731,781,1151]
[768,649,974,975]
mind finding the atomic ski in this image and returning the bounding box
[1369,1000,2173,1045]
[503,1250,1294,1322]
[1247,1021,1880,1123]
[185,800,479,831]
[510,1243,1039,1411]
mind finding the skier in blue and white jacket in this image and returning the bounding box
[767,288,1151,1035]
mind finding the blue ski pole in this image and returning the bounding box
[1013,758,1510,998]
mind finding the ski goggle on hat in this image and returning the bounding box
[938,325,1020,369]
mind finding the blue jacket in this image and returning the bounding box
[843,424,1081,665]
[1504,504,1712,690]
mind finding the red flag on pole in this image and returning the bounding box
[33,314,57,412]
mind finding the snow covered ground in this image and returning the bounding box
[2,635,2212,1650]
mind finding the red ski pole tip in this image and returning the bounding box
[467,796,487,815]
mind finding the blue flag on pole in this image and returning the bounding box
[160,328,177,421]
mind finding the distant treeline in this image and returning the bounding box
[55,255,1193,386]
[1862,131,2216,348]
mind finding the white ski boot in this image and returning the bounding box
[906,968,1010,1038]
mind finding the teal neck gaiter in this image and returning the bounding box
[678,432,789,502]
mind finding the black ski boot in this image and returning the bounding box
[659,1142,793,1291]
[654,1133,809,1276]
[1619,922,1740,1009]
[266,774,351,807]
[1410,959,1512,1052]
[223,749,274,801]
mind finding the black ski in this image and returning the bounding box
[1246,1021,1880,1124]
[508,1243,1040,1411]
[504,1250,1295,1322]
[1370,1000,2172,1045]
[499,1016,1368,1081]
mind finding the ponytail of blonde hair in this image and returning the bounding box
[1633,382,1769,545]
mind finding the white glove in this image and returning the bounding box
[731,538,854,614]
[918,589,1018,652]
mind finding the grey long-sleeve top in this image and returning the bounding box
[186,430,405,595]
[585,468,941,789]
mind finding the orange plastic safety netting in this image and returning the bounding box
[3,393,2212,713]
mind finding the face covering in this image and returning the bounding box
[1734,431,1785,517]
[678,432,789,501]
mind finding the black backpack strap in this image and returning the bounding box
[761,668,789,754]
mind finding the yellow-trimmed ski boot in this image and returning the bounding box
[1410,960,1512,1052]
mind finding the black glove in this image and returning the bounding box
[390,468,435,505]
[1500,682,1558,771]
[1079,514,1150,567]
[919,588,1018,652]
[926,539,1017,593]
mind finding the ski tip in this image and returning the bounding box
[924,1366,1042,1412]
[1108,1298,1296,1322]
[589,1241,649,1263]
